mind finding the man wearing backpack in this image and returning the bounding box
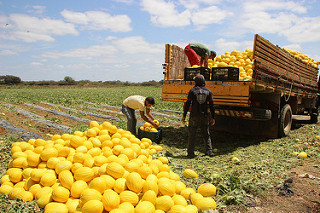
[182,75,215,158]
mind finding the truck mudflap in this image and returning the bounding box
[215,107,272,120]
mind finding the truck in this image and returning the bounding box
[161,34,319,138]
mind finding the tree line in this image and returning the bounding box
[0,75,163,87]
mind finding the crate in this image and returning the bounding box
[211,67,239,81]
[138,127,162,144]
[184,67,211,81]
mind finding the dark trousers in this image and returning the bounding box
[187,115,213,155]
[122,105,137,135]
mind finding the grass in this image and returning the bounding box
[0,86,319,212]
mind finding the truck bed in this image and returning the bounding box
[161,34,319,106]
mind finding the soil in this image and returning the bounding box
[0,103,319,212]
[248,165,320,213]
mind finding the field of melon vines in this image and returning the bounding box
[0,85,319,213]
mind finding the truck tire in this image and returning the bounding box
[278,104,292,137]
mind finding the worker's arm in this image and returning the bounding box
[202,54,209,68]
[140,110,158,128]
[208,93,215,126]
[182,99,191,123]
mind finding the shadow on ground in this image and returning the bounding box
[160,126,269,159]
[160,117,315,159]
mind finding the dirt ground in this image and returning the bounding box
[246,165,320,213]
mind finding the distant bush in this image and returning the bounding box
[0,75,21,85]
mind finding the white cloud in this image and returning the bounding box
[191,6,233,26]
[179,0,221,10]
[141,0,191,27]
[243,12,296,34]
[26,5,46,14]
[112,0,134,3]
[243,0,307,14]
[112,36,163,54]
[40,36,162,59]
[280,16,320,43]
[239,0,320,43]
[61,10,132,32]
[0,14,78,42]
[141,0,233,29]
[214,38,253,54]
[30,62,43,66]
[0,50,17,56]
[41,44,117,59]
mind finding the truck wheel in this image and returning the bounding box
[278,104,292,137]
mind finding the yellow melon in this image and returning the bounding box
[74,167,94,182]
[197,183,216,197]
[40,147,58,161]
[36,192,52,208]
[80,188,102,205]
[59,170,74,190]
[30,169,46,182]
[158,178,175,196]
[0,185,13,195]
[52,186,70,203]
[44,202,68,213]
[183,169,197,178]
[118,202,134,212]
[82,199,104,213]
[29,184,42,197]
[66,199,80,213]
[46,157,60,169]
[9,187,24,199]
[180,188,196,199]
[140,190,157,205]
[106,162,125,179]
[155,195,174,212]
[27,152,41,167]
[113,178,127,194]
[170,205,187,213]
[89,177,108,194]
[70,135,85,148]
[135,201,155,213]
[194,197,217,210]
[125,172,143,193]
[55,160,72,174]
[6,168,23,183]
[102,189,120,212]
[172,194,188,206]
[190,193,203,205]
[119,190,139,206]
[35,186,53,200]
[70,180,88,198]
[185,205,198,213]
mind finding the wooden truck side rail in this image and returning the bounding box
[252,34,318,98]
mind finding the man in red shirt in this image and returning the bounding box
[184,43,216,67]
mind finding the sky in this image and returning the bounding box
[0,0,320,83]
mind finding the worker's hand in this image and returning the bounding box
[210,118,215,126]
[150,121,158,129]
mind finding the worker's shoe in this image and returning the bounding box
[187,153,196,158]
[206,151,214,157]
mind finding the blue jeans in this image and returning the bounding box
[122,105,137,135]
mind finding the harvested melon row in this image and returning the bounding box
[0,120,217,213]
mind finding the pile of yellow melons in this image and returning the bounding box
[140,120,160,133]
[284,48,319,68]
[0,120,217,212]
[208,49,254,81]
